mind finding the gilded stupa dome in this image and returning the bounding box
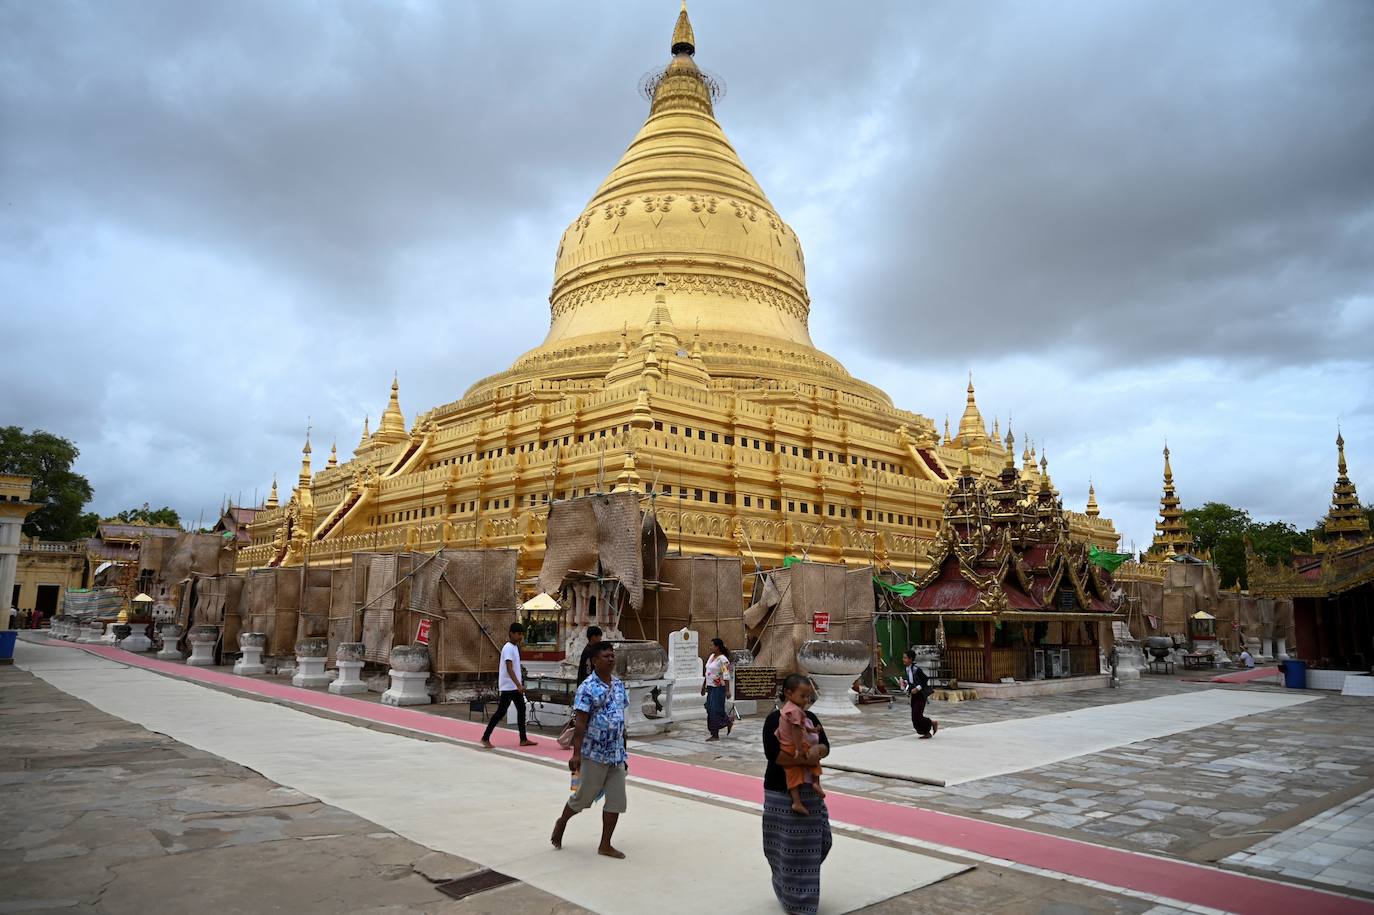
[473,3,885,403]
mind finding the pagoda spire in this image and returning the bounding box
[1004,426,1017,469]
[377,375,407,444]
[1147,443,1194,558]
[955,373,988,447]
[327,441,338,469]
[671,1,695,56]
[1086,480,1100,517]
[1315,429,1371,552]
[265,477,279,509]
[298,432,313,487]
[943,415,952,446]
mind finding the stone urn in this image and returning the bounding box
[797,639,870,717]
[234,631,268,676]
[608,640,671,736]
[156,622,183,661]
[389,645,431,673]
[292,638,331,689]
[330,642,368,695]
[609,639,668,681]
[119,622,153,654]
[186,625,219,667]
[382,645,431,706]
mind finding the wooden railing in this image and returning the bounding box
[941,645,1099,684]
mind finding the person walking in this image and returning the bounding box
[701,637,733,741]
[900,650,938,739]
[550,641,629,858]
[576,625,603,683]
[481,622,538,749]
[761,673,832,915]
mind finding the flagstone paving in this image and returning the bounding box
[627,677,1374,871]
[1223,787,1374,893]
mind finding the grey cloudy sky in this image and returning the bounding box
[2,0,1372,550]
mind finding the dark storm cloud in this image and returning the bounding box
[1,1,1370,550]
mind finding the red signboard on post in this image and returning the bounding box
[813,612,830,634]
[415,619,431,645]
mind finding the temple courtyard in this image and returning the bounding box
[4,635,1372,915]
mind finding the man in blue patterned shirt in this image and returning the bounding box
[550,641,629,858]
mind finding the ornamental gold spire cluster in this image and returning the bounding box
[1314,430,1371,553]
[1147,445,1194,558]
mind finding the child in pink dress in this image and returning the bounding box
[778,678,825,814]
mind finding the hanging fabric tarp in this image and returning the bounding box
[1088,546,1132,572]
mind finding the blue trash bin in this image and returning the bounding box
[1280,659,1307,689]
[0,629,17,661]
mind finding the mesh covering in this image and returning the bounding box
[539,499,598,597]
[623,555,745,653]
[61,588,123,620]
[744,563,876,674]
[244,567,301,656]
[594,492,644,610]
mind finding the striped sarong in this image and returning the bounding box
[761,786,831,914]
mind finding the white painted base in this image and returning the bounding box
[120,634,153,653]
[292,656,331,688]
[78,624,105,644]
[808,672,861,717]
[1306,669,1365,691]
[234,646,267,676]
[186,641,217,666]
[669,677,707,721]
[623,678,672,735]
[329,660,367,695]
[156,646,183,661]
[381,669,430,706]
[963,675,1112,700]
[1340,675,1374,697]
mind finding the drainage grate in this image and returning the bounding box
[434,869,518,901]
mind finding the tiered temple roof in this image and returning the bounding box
[902,444,1117,619]
[1314,431,1371,554]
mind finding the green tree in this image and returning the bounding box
[1183,502,1315,588]
[0,426,98,541]
[114,504,182,529]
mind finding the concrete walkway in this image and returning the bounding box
[15,640,962,915]
[21,637,1372,915]
[823,689,1316,787]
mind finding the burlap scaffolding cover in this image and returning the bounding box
[298,567,340,642]
[244,567,301,656]
[358,553,403,664]
[62,588,123,620]
[744,563,876,673]
[539,499,598,598]
[434,548,518,675]
[538,492,645,610]
[623,555,745,653]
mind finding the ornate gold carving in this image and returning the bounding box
[551,271,809,324]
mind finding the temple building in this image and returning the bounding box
[1248,433,1372,669]
[894,437,1118,686]
[241,6,1118,587]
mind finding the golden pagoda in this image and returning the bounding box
[1145,445,1194,559]
[1312,431,1371,554]
[241,7,1118,580]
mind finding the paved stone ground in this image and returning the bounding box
[3,662,1165,915]
[1223,787,1374,893]
[624,675,1374,882]
[0,666,588,915]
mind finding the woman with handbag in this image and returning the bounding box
[701,638,733,741]
[900,650,938,739]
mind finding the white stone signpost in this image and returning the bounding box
[668,628,705,722]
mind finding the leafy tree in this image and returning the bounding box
[0,426,97,541]
[114,504,182,529]
[1183,502,1315,588]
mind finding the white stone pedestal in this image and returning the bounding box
[292,656,331,688]
[234,646,266,676]
[329,660,367,695]
[121,629,153,653]
[186,641,216,666]
[667,628,705,721]
[78,623,105,643]
[381,670,430,706]
[671,681,707,721]
[623,677,672,735]
[807,673,861,717]
[156,625,183,661]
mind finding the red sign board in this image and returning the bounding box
[813,612,830,634]
[415,619,431,646]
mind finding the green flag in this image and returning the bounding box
[873,577,917,597]
[1089,545,1132,572]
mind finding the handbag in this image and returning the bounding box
[557,721,576,750]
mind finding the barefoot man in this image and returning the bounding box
[551,641,629,858]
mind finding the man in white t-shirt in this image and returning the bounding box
[1239,648,1256,669]
[481,622,538,748]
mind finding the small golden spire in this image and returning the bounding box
[672,0,695,56]
[327,441,338,469]
[1086,480,1100,517]
[1004,427,1016,468]
[265,477,279,509]
[943,415,952,446]
[298,433,313,486]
